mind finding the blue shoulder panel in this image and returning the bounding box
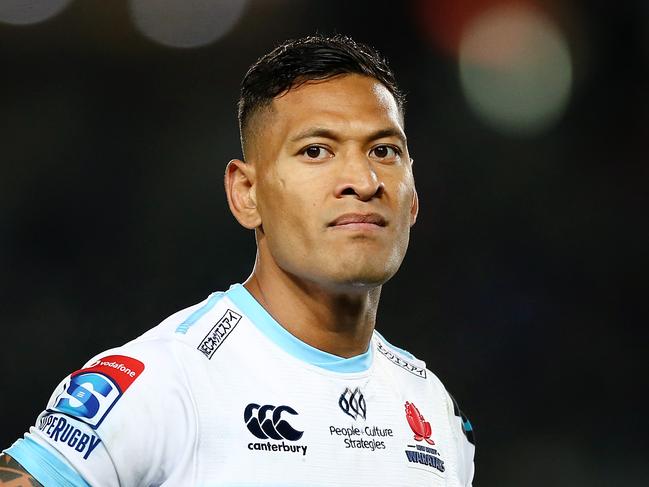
[175,291,225,334]
[4,437,91,487]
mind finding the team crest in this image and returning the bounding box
[403,401,445,475]
[405,401,434,444]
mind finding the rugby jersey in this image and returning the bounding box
[5,283,475,486]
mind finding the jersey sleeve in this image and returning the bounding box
[445,391,475,486]
[3,339,197,486]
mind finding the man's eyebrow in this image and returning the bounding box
[367,128,407,147]
[289,127,407,146]
[289,127,339,143]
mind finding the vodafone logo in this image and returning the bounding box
[87,359,138,378]
[75,355,145,398]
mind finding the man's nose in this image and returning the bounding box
[333,153,384,201]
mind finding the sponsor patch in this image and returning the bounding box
[330,387,393,452]
[197,309,242,359]
[376,341,427,378]
[338,387,367,420]
[403,401,445,476]
[52,355,145,429]
[244,403,308,456]
[328,424,393,452]
[37,413,102,460]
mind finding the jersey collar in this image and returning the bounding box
[226,283,373,373]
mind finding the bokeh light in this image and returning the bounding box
[129,0,248,49]
[0,0,72,25]
[414,0,521,57]
[458,5,573,135]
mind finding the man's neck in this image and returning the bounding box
[243,264,381,359]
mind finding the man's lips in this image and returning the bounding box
[328,213,387,228]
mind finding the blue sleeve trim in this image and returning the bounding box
[4,437,91,487]
[175,292,224,334]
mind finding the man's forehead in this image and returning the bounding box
[271,74,404,134]
[244,74,405,162]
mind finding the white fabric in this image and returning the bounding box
[16,284,475,486]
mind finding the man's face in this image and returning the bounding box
[248,74,418,291]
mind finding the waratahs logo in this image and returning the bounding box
[404,401,445,474]
[244,403,303,441]
[405,401,434,445]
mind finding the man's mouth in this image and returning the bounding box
[329,213,387,228]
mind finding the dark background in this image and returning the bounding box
[1,1,647,485]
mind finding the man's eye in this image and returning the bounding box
[370,145,400,160]
[303,146,331,160]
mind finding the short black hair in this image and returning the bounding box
[238,34,405,156]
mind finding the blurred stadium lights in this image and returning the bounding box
[128,0,248,49]
[413,0,529,57]
[0,0,73,25]
[458,4,573,136]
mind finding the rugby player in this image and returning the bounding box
[1,35,475,486]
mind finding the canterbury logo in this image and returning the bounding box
[339,387,367,420]
[244,403,304,441]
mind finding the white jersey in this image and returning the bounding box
[5,283,475,486]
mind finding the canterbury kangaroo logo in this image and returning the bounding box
[244,403,304,441]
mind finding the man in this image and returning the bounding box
[1,35,474,486]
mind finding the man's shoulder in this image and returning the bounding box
[372,330,457,418]
[372,330,429,380]
[372,331,476,454]
[126,286,245,355]
[135,290,229,342]
[60,288,241,393]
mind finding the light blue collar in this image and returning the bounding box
[227,283,373,373]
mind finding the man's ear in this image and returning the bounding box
[409,158,419,226]
[410,187,419,226]
[224,159,261,229]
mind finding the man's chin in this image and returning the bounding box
[326,269,394,292]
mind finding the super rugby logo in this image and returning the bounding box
[37,414,102,460]
[244,403,307,456]
[52,355,144,429]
